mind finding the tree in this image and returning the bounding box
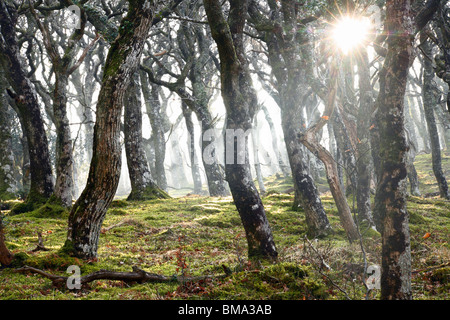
[141,7,229,197]
[248,0,333,238]
[372,0,415,300]
[64,0,180,259]
[421,37,450,199]
[29,3,100,207]
[124,73,169,201]
[0,66,17,200]
[0,1,54,211]
[204,0,278,261]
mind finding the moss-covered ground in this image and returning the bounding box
[0,153,448,300]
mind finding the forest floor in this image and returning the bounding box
[0,152,448,300]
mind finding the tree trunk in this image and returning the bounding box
[0,67,17,200]
[64,0,156,259]
[0,2,54,209]
[261,105,290,177]
[124,74,169,201]
[355,47,374,223]
[140,71,168,191]
[422,39,450,199]
[253,1,332,237]
[52,74,74,207]
[372,0,414,300]
[282,108,332,237]
[251,117,266,197]
[182,102,203,194]
[204,0,278,261]
[405,98,421,196]
[300,129,360,242]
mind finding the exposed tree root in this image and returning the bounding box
[14,265,228,290]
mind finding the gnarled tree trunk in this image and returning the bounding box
[372,0,414,300]
[64,0,158,259]
[204,0,278,261]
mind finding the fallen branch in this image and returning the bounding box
[412,262,450,274]
[14,265,228,289]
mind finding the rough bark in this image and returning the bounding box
[204,0,278,261]
[52,74,75,207]
[64,0,157,259]
[372,0,414,300]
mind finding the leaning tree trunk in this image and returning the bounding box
[64,0,157,259]
[281,107,332,237]
[124,74,169,201]
[204,0,278,261]
[372,0,414,300]
[0,3,54,209]
[422,39,450,199]
[299,59,359,242]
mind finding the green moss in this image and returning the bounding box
[208,263,327,300]
[9,190,49,215]
[127,186,171,201]
[107,208,128,216]
[26,203,69,219]
[9,201,36,215]
[10,252,29,268]
[59,240,76,257]
[408,209,428,224]
[1,169,449,300]
[430,267,449,285]
[110,200,129,208]
[0,191,16,201]
[24,253,84,272]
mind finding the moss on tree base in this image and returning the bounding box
[126,185,171,201]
